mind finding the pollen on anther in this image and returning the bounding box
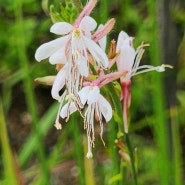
[73,28,81,37]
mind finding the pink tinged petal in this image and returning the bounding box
[79,16,97,32]
[35,36,69,62]
[117,38,135,74]
[49,47,67,64]
[87,86,100,104]
[60,102,77,118]
[51,64,68,100]
[116,31,129,52]
[84,37,108,68]
[74,0,97,26]
[97,24,107,51]
[50,22,73,35]
[92,18,115,42]
[98,95,112,121]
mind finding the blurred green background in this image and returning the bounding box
[0,0,185,185]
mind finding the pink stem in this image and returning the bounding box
[121,81,131,133]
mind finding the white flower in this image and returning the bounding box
[116,31,171,82]
[116,31,173,133]
[60,85,112,158]
[35,16,109,75]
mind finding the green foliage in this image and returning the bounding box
[0,0,184,185]
[0,101,19,185]
[50,0,78,23]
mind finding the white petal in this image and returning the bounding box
[78,86,90,105]
[84,31,91,39]
[49,47,67,64]
[98,95,112,121]
[50,22,73,35]
[60,102,77,118]
[35,36,68,62]
[77,55,89,77]
[79,16,97,32]
[87,86,100,104]
[84,37,108,68]
[98,36,106,51]
[117,38,135,72]
[116,31,129,52]
[51,64,68,100]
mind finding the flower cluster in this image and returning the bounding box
[35,0,172,158]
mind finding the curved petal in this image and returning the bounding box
[60,102,77,118]
[51,64,68,100]
[49,47,67,64]
[79,16,97,32]
[84,37,108,68]
[35,36,68,62]
[98,95,112,121]
[117,38,135,73]
[78,86,90,105]
[87,86,100,104]
[50,22,73,35]
[116,31,129,53]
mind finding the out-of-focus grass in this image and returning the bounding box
[0,0,184,185]
[0,100,19,185]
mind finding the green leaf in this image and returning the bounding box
[0,100,19,185]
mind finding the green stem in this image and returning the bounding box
[83,136,95,185]
[100,0,108,23]
[147,0,172,184]
[171,107,183,185]
[13,1,50,184]
[125,133,138,185]
[107,83,124,136]
[109,118,120,174]
[71,114,85,185]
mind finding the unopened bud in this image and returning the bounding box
[92,18,115,42]
[34,76,56,86]
[108,39,116,59]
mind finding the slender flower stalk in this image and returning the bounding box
[116,31,173,133]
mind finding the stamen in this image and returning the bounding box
[132,64,173,76]
[73,28,81,38]
[54,91,66,130]
[74,101,85,119]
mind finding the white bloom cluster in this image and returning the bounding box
[35,0,115,158]
[35,0,172,157]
